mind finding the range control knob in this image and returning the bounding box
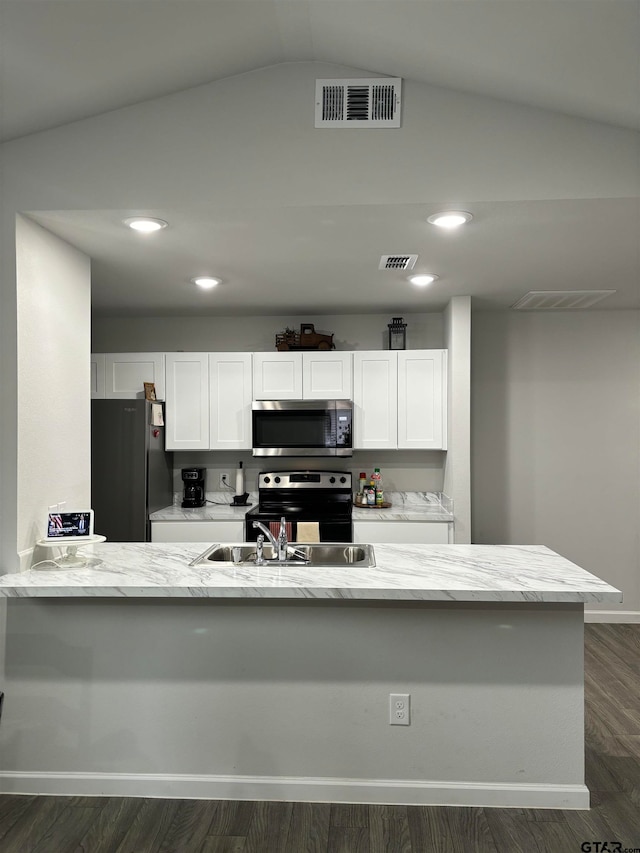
[263,476,271,484]
[340,476,347,484]
[329,476,336,483]
[274,476,281,484]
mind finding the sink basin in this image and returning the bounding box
[190,542,375,568]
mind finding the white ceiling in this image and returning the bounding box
[5,1,640,316]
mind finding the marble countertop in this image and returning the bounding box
[150,492,257,522]
[0,542,621,603]
[150,492,454,523]
[352,492,453,522]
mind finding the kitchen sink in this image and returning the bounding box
[190,542,375,568]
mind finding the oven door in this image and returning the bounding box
[252,400,351,457]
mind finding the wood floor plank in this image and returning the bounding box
[368,804,412,853]
[157,799,220,853]
[525,817,585,852]
[207,800,255,836]
[243,801,293,853]
[587,789,640,848]
[407,805,496,853]
[200,837,246,853]
[73,797,146,853]
[0,794,71,853]
[112,797,181,853]
[483,808,549,853]
[0,795,36,846]
[327,825,369,853]
[283,801,331,853]
[32,805,107,853]
[330,803,370,827]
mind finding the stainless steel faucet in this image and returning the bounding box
[252,518,288,561]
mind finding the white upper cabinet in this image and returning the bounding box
[164,353,210,451]
[353,350,447,450]
[103,353,165,400]
[253,352,303,400]
[398,350,447,450]
[209,353,252,450]
[303,352,352,399]
[91,353,106,399]
[253,351,352,400]
[353,352,398,449]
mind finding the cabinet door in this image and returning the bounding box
[398,350,447,450]
[165,353,210,450]
[353,521,451,544]
[91,353,106,399]
[353,352,397,449]
[302,352,352,399]
[253,352,303,399]
[209,353,253,450]
[151,521,244,543]
[104,353,165,400]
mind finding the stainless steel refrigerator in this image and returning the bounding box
[91,399,173,541]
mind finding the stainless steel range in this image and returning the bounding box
[245,470,353,543]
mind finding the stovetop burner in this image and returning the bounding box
[251,470,353,518]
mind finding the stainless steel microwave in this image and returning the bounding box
[252,400,353,457]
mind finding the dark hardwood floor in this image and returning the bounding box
[0,624,638,852]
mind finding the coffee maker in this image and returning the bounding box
[181,467,206,508]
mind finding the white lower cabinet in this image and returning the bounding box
[353,521,452,544]
[151,520,244,543]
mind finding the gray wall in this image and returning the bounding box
[92,312,444,353]
[472,309,640,614]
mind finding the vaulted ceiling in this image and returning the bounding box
[3,1,639,315]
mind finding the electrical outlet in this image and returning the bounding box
[219,472,230,489]
[389,693,410,725]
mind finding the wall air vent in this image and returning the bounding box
[512,290,617,310]
[315,78,402,128]
[379,254,418,271]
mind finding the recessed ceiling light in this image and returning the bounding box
[192,276,221,289]
[408,274,438,287]
[123,217,168,233]
[427,211,472,229]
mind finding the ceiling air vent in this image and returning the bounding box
[315,78,402,128]
[379,254,418,271]
[512,290,617,310]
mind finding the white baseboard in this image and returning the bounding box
[584,610,640,623]
[0,771,589,809]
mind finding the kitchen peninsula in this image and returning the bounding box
[0,543,620,809]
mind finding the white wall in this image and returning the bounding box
[472,310,640,616]
[15,216,91,564]
[443,297,471,543]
